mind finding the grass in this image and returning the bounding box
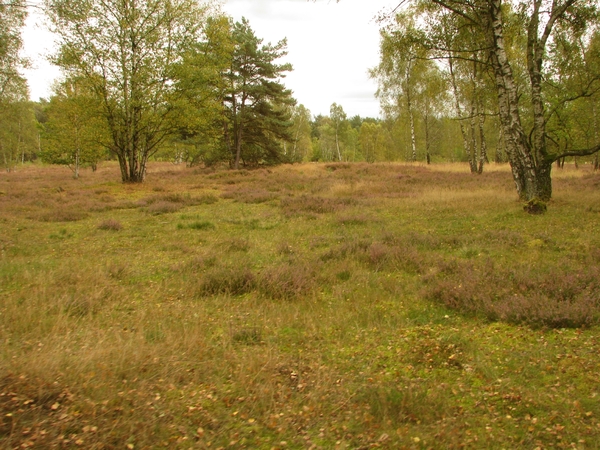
[1,161,600,449]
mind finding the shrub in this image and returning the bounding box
[36,210,88,222]
[337,214,369,226]
[320,239,427,274]
[224,238,250,252]
[360,382,451,425]
[145,201,182,215]
[280,195,357,217]
[194,194,219,205]
[160,193,188,203]
[258,260,318,300]
[232,327,262,345]
[97,219,123,231]
[276,241,295,256]
[320,238,372,262]
[524,198,547,214]
[185,221,215,230]
[423,259,600,328]
[325,163,351,171]
[197,265,256,296]
[220,187,278,204]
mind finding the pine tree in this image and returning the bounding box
[224,19,295,169]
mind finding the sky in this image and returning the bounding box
[22,0,397,118]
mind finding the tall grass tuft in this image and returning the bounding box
[197,264,256,296]
[258,260,319,300]
[280,194,357,216]
[97,219,122,231]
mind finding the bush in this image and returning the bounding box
[97,219,123,231]
[360,382,451,425]
[320,239,427,274]
[197,265,256,296]
[524,198,547,214]
[37,210,88,222]
[280,195,356,216]
[220,187,278,204]
[178,221,215,230]
[423,259,600,328]
[258,260,319,300]
[145,201,182,215]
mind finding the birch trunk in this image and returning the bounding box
[488,0,552,201]
[594,102,599,171]
[448,57,470,167]
[477,103,488,174]
[469,97,478,173]
[406,59,417,162]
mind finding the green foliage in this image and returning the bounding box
[358,121,390,162]
[167,17,297,169]
[0,100,38,172]
[46,0,209,182]
[0,1,38,172]
[0,0,28,104]
[546,30,600,159]
[169,15,235,167]
[224,18,296,168]
[40,78,109,177]
[288,104,313,162]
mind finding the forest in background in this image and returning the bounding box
[2,0,600,199]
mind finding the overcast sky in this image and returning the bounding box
[22,0,395,118]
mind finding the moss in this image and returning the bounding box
[524,198,547,214]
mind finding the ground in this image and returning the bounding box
[1,161,600,449]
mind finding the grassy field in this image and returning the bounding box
[1,161,600,449]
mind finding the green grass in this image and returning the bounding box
[1,161,600,449]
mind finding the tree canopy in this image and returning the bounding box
[374,0,600,202]
[45,0,209,182]
[223,18,296,169]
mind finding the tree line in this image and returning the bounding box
[2,0,600,204]
[368,0,600,204]
[1,0,502,178]
[1,2,300,180]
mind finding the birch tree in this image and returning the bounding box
[41,78,108,177]
[372,13,446,163]
[0,0,36,171]
[414,0,600,204]
[330,102,348,161]
[45,0,209,182]
[290,104,313,162]
[0,0,27,103]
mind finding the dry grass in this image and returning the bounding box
[2,161,600,449]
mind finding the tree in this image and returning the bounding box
[330,103,348,161]
[45,0,209,182]
[545,27,600,168]
[289,104,313,162]
[41,78,109,177]
[372,17,421,162]
[310,114,333,161]
[0,99,37,171]
[414,0,600,203]
[170,15,234,167]
[420,64,448,164]
[372,14,449,163]
[359,121,390,162]
[0,0,27,103]
[223,18,295,169]
[0,0,37,171]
